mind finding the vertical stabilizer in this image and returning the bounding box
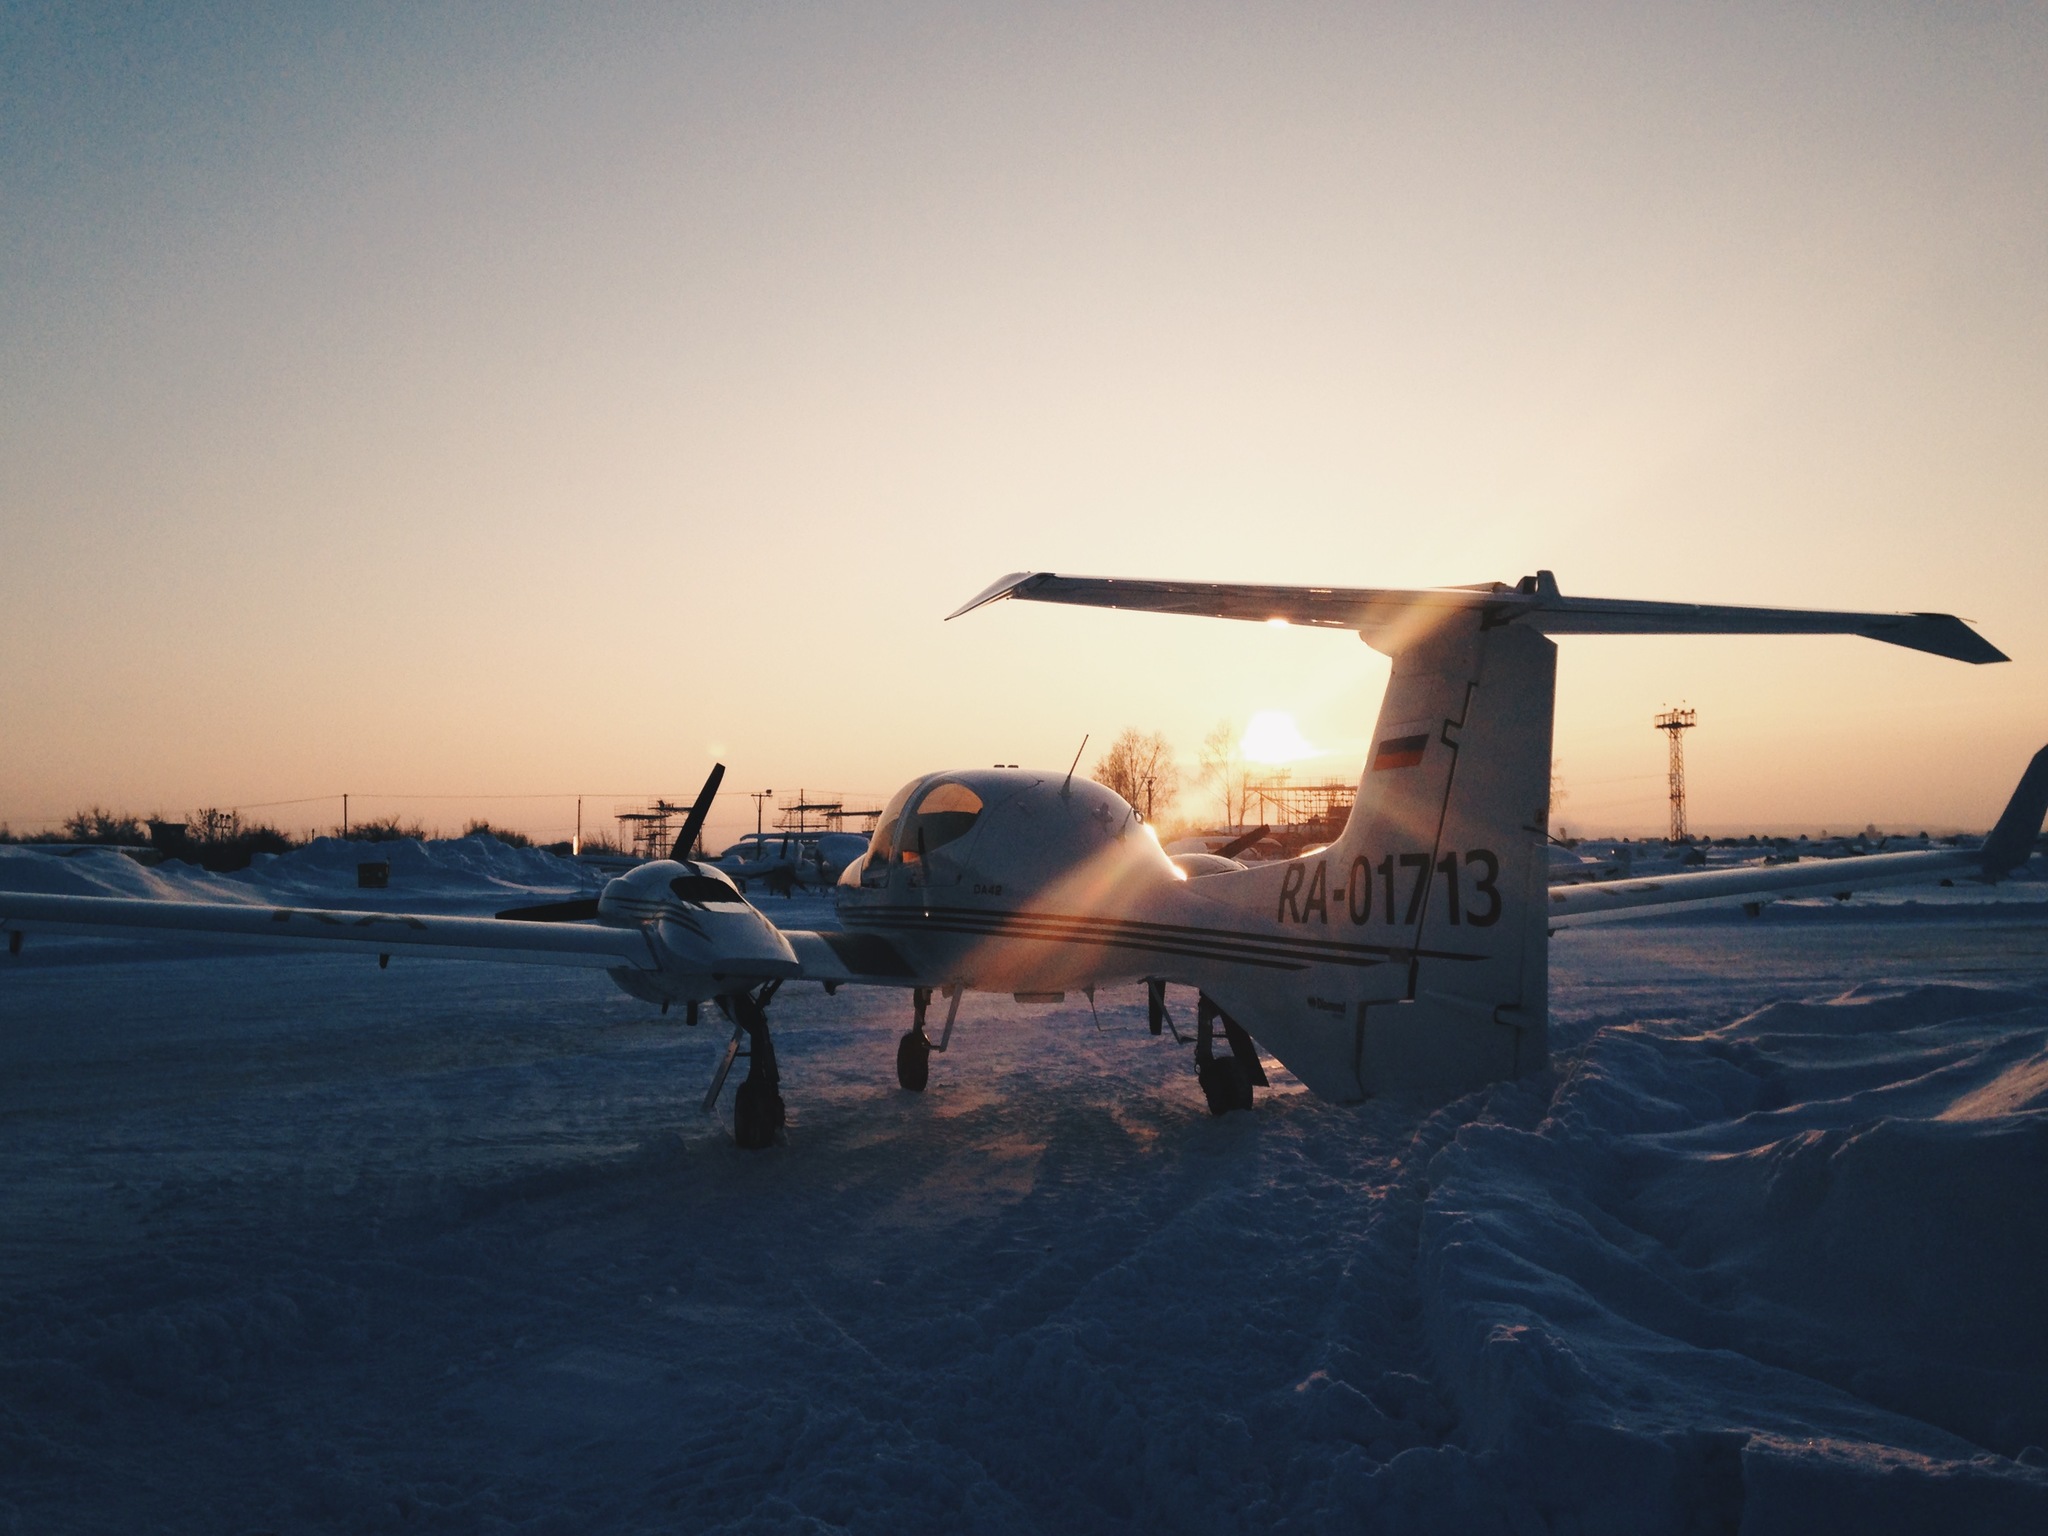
[1206,612,1555,1099]
[1353,617,1554,1093]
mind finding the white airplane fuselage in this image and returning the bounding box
[827,767,1511,1099]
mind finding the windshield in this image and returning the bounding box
[867,779,920,866]
[669,874,744,905]
[904,781,984,862]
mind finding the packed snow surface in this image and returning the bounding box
[3,842,2046,1532]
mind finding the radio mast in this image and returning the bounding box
[1654,707,1697,842]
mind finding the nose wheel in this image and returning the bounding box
[896,985,959,1092]
[897,1027,931,1091]
[704,982,785,1149]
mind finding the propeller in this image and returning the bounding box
[497,896,601,923]
[498,763,726,922]
[672,763,726,860]
[1215,824,1271,860]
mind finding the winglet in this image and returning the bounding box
[947,572,1036,621]
[1979,745,2048,877]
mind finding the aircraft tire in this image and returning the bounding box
[732,1078,785,1149]
[896,1030,931,1092]
[1198,1054,1253,1117]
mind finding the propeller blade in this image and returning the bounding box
[671,763,726,861]
[496,897,602,923]
[1215,825,1270,860]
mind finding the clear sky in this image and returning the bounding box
[4,2,2045,847]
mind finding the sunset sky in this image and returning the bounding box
[4,3,2045,847]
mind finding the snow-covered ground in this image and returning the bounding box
[3,843,2045,1533]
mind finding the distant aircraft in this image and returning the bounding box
[712,831,872,895]
[7,571,2043,1149]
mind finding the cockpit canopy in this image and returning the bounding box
[669,871,745,905]
[868,778,986,867]
[907,781,983,858]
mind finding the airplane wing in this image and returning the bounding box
[951,570,2006,664]
[0,892,658,969]
[0,890,940,988]
[1547,846,1990,928]
[1550,744,2048,926]
[784,929,932,986]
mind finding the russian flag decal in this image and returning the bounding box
[1371,732,1429,771]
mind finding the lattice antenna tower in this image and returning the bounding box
[1653,707,1697,842]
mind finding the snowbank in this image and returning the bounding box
[0,835,600,913]
[0,845,263,904]
[1419,982,2048,1531]
[250,835,599,901]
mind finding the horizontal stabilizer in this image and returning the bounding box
[950,570,2006,664]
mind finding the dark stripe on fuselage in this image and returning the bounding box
[840,904,1483,969]
[848,910,1309,970]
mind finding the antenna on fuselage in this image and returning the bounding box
[1062,734,1089,797]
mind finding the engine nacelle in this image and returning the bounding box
[595,860,800,1004]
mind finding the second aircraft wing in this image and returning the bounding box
[1549,743,2048,926]
[1546,847,1990,928]
[0,892,659,969]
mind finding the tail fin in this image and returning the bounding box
[1980,745,2048,878]
[1321,614,1555,1095]
[1197,612,1556,1101]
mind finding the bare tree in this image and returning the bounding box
[1199,721,1254,829]
[62,806,143,844]
[342,815,433,843]
[188,807,243,844]
[1093,727,1181,821]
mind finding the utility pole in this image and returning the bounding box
[1653,707,1697,843]
[343,793,349,838]
[751,789,774,839]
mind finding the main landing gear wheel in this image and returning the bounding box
[1198,1053,1254,1116]
[1194,994,1267,1117]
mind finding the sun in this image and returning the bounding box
[1241,711,1317,765]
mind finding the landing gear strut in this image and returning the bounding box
[1195,993,1267,1116]
[704,981,785,1149]
[897,985,961,1092]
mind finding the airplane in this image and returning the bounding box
[5,570,2044,1151]
[712,830,872,895]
